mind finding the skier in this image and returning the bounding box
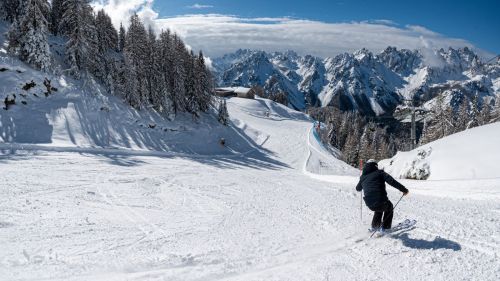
[356,159,409,233]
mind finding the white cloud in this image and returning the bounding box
[419,36,446,68]
[91,0,159,30]
[92,1,492,59]
[156,14,491,59]
[187,4,214,9]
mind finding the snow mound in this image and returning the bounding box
[380,122,500,180]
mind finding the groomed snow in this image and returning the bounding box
[1,94,499,280]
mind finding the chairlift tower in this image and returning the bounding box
[410,104,416,150]
[402,98,419,150]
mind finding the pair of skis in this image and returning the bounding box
[370,219,417,238]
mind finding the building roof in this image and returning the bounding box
[216,87,252,95]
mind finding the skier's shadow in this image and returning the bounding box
[392,230,461,251]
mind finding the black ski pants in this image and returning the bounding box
[368,200,393,229]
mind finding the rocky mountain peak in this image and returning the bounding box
[213,47,498,116]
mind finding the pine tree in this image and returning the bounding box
[372,128,384,160]
[343,132,359,166]
[196,51,214,112]
[337,113,351,149]
[342,117,362,166]
[478,103,491,126]
[327,121,338,148]
[469,93,480,129]
[49,0,64,35]
[457,96,470,131]
[443,105,456,135]
[149,35,165,110]
[378,140,391,160]
[96,9,118,54]
[123,58,140,107]
[185,51,200,116]
[11,0,51,70]
[118,23,126,52]
[60,0,98,78]
[2,0,23,23]
[123,14,148,108]
[7,18,21,53]
[419,118,431,145]
[429,94,454,141]
[170,33,187,114]
[156,29,174,113]
[0,1,6,20]
[359,126,372,162]
[493,98,500,122]
[145,26,157,105]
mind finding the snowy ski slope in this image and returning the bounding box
[1,22,499,279]
[1,93,499,280]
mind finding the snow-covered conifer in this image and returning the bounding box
[96,9,118,53]
[359,127,372,162]
[196,51,214,112]
[457,96,470,130]
[185,51,200,116]
[123,14,148,108]
[11,0,51,70]
[50,0,64,35]
[145,26,157,104]
[468,93,480,129]
[478,103,491,126]
[7,18,21,53]
[60,0,98,77]
[2,0,24,22]
[169,34,187,114]
[118,23,126,52]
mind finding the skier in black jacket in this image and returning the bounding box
[356,159,409,232]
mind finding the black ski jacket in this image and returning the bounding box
[355,162,408,208]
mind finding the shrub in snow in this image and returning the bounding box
[22,80,37,91]
[3,94,16,110]
[399,148,432,180]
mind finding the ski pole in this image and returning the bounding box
[360,190,363,222]
[370,194,405,238]
[359,159,363,223]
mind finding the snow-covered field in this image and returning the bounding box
[1,89,500,280]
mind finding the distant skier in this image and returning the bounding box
[356,159,409,233]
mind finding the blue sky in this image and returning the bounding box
[156,0,499,55]
[94,0,499,58]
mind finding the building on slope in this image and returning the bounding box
[215,87,256,99]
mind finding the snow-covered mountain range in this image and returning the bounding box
[213,47,500,115]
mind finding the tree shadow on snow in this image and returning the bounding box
[0,84,289,170]
[392,232,461,251]
[90,153,148,167]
